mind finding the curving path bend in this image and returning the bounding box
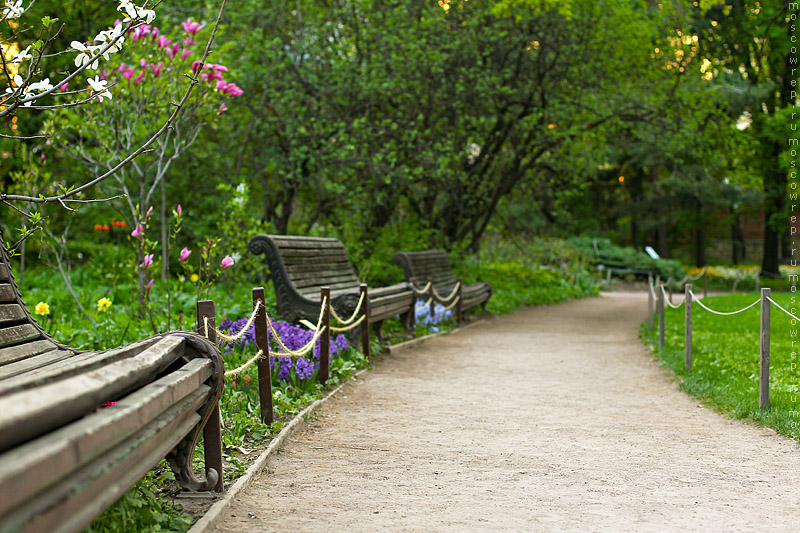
[214,292,800,532]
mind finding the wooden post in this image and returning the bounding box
[196,300,224,493]
[252,287,273,425]
[657,285,665,350]
[456,277,463,325]
[668,280,674,305]
[605,268,611,290]
[428,277,435,320]
[759,287,770,410]
[685,283,692,372]
[647,272,654,330]
[319,287,331,385]
[360,283,370,361]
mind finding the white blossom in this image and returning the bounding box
[87,76,112,102]
[71,41,100,70]
[10,45,32,63]
[2,1,25,20]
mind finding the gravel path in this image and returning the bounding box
[214,292,800,532]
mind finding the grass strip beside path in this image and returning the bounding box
[643,292,800,440]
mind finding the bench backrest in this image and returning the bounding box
[392,250,456,287]
[249,235,360,297]
[0,251,68,375]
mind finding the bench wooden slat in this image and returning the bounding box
[0,324,42,348]
[283,261,354,275]
[2,393,205,533]
[0,348,72,379]
[0,337,157,397]
[0,283,16,302]
[278,248,351,260]
[0,335,186,453]
[0,263,10,282]
[0,339,59,368]
[0,303,26,325]
[0,359,211,516]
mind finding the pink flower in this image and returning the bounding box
[140,58,147,69]
[176,204,182,216]
[131,224,144,238]
[40,153,45,162]
[181,48,192,61]
[183,36,196,47]
[191,60,203,74]
[157,36,171,49]
[146,206,153,217]
[140,254,154,268]
[59,82,68,92]
[218,102,227,115]
[166,43,180,60]
[151,26,159,39]
[122,68,135,80]
[182,18,204,36]
[133,71,145,85]
[118,62,126,73]
[151,61,164,77]
[221,255,235,269]
[218,82,243,97]
[114,19,122,27]
[179,247,192,262]
[146,279,154,292]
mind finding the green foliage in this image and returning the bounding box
[644,292,800,440]
[569,237,685,279]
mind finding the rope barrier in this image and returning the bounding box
[330,313,366,332]
[329,291,366,325]
[659,286,684,309]
[265,296,328,358]
[432,280,461,303]
[225,349,265,377]
[688,290,760,316]
[410,281,432,295]
[441,295,460,311]
[207,300,262,343]
[416,298,433,309]
[766,297,800,322]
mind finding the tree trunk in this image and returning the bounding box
[731,212,745,265]
[657,222,670,259]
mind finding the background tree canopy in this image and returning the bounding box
[1,0,796,281]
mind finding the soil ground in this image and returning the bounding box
[214,292,800,532]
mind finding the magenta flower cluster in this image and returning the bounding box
[104,17,243,98]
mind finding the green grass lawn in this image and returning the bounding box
[644,292,800,440]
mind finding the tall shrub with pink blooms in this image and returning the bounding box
[51,17,242,318]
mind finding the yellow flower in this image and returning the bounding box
[190,274,199,283]
[96,297,112,313]
[34,302,50,316]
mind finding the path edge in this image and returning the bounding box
[188,316,487,532]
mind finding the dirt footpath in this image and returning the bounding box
[214,292,800,532]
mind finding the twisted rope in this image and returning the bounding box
[659,286,684,309]
[205,300,263,344]
[689,291,760,315]
[266,296,328,358]
[331,313,366,332]
[441,295,461,311]
[329,291,366,325]
[766,297,800,322]
[225,349,265,377]
[416,298,433,308]
[410,280,432,295]
[432,281,461,303]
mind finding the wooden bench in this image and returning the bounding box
[392,250,492,317]
[248,234,414,342]
[0,243,224,533]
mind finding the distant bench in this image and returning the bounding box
[0,242,224,533]
[392,250,492,318]
[248,234,415,344]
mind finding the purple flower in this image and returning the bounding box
[146,279,154,292]
[181,48,192,61]
[130,224,144,238]
[140,253,154,268]
[295,358,316,380]
[221,255,234,268]
[157,36,171,49]
[179,247,192,262]
[182,18,204,36]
